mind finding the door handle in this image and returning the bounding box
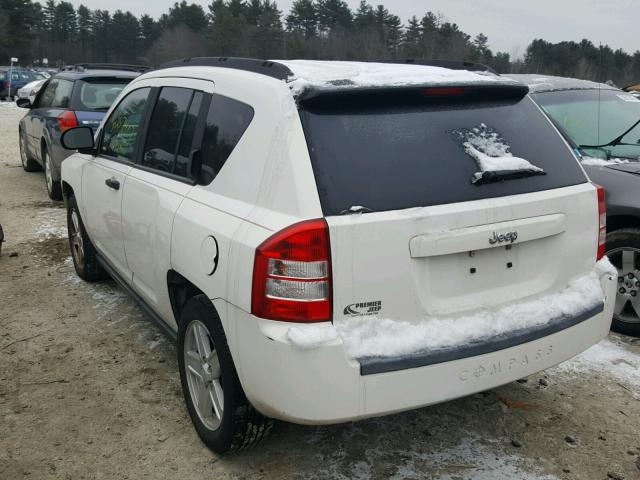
[105,177,120,190]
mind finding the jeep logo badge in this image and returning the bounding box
[489,231,518,245]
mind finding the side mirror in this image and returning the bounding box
[16,98,31,109]
[61,127,95,154]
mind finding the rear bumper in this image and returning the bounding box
[230,270,616,425]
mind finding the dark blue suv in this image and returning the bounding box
[17,64,145,199]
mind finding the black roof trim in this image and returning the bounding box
[158,57,294,81]
[60,63,151,73]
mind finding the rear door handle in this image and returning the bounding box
[105,177,120,190]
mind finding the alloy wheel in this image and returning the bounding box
[69,209,85,266]
[184,320,224,430]
[607,247,640,325]
[44,150,53,193]
[19,133,27,168]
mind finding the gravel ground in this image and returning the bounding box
[1,100,640,480]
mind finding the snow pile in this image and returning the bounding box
[287,323,340,349]
[34,207,67,239]
[276,60,506,97]
[580,156,629,167]
[288,258,615,361]
[452,124,544,183]
[553,337,640,389]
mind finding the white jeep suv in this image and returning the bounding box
[59,58,617,453]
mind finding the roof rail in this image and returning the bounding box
[156,57,495,81]
[60,63,151,73]
[379,58,497,74]
[158,57,294,81]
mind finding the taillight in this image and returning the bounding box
[251,219,332,322]
[595,183,606,260]
[57,111,78,133]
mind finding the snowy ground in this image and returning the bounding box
[1,99,640,479]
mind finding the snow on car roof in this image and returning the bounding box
[505,74,616,93]
[274,60,515,96]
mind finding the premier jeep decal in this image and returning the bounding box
[344,300,382,316]
[489,231,518,245]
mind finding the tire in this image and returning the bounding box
[19,130,40,172]
[605,228,640,337]
[177,295,273,453]
[43,145,63,201]
[67,195,108,282]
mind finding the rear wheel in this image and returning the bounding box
[44,146,62,201]
[606,229,640,337]
[177,295,273,453]
[19,130,40,172]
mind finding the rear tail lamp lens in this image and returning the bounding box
[594,183,606,260]
[252,219,332,322]
[57,111,79,133]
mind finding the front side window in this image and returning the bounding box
[200,94,254,184]
[101,88,151,161]
[142,87,194,174]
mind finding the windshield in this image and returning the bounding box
[532,89,640,161]
[300,91,587,216]
[76,80,129,111]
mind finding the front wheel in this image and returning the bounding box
[44,146,62,201]
[177,295,273,453]
[606,229,640,337]
[67,196,108,282]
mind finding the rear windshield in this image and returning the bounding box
[300,90,588,216]
[74,79,131,111]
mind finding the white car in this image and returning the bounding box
[16,79,45,104]
[58,58,617,453]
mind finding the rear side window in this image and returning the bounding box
[39,79,73,108]
[300,91,588,216]
[142,87,198,176]
[101,88,151,161]
[199,94,254,184]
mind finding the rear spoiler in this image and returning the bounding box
[297,82,530,104]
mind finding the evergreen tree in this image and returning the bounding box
[286,0,317,38]
[403,15,422,58]
[315,0,352,33]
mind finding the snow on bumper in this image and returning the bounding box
[230,267,617,425]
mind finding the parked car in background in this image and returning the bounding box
[1,68,46,99]
[16,79,46,104]
[508,74,640,336]
[59,58,615,453]
[16,64,147,200]
[624,83,640,99]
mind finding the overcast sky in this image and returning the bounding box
[68,0,638,57]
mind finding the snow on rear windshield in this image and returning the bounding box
[451,123,545,184]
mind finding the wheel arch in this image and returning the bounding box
[167,270,214,325]
[607,215,640,233]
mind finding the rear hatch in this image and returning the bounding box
[299,86,597,328]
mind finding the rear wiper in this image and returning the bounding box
[580,117,640,149]
[472,169,546,185]
[340,206,373,215]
